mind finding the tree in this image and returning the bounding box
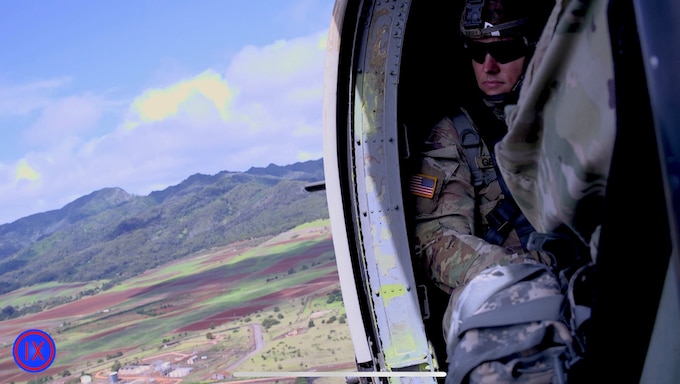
[1,305,16,320]
[262,317,280,330]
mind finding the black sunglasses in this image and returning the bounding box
[463,39,529,64]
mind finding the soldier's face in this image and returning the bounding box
[467,37,526,97]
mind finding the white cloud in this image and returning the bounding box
[0,77,72,116]
[0,29,329,225]
[124,70,234,128]
[227,31,327,89]
[222,30,327,162]
[24,94,104,144]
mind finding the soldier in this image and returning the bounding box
[409,0,553,344]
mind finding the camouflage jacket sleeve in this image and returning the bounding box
[411,115,534,295]
[497,0,615,258]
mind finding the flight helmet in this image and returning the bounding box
[459,0,553,108]
[459,0,553,55]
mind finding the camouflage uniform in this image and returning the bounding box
[442,0,614,382]
[496,0,615,257]
[411,0,558,352]
[411,107,548,336]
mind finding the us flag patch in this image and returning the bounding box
[410,174,437,199]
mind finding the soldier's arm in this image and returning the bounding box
[412,118,529,294]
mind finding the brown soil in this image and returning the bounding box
[0,230,341,384]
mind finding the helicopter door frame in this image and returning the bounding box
[323,0,440,380]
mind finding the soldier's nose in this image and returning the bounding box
[482,54,500,72]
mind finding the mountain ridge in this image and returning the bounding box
[0,158,328,296]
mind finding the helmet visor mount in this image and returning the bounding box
[460,0,529,39]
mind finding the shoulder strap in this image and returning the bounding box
[487,155,536,249]
[451,113,496,188]
[451,111,535,249]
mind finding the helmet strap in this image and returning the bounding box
[481,74,524,120]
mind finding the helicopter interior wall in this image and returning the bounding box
[587,1,673,381]
[396,0,471,374]
[398,1,469,152]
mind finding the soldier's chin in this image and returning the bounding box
[481,86,511,96]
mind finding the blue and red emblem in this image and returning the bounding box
[13,329,56,373]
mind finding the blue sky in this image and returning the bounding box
[0,0,335,225]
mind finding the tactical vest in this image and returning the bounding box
[451,111,535,249]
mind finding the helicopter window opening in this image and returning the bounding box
[397,1,470,374]
[396,1,560,374]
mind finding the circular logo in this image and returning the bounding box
[12,329,57,373]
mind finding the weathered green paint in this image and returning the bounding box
[341,0,436,376]
[379,283,407,304]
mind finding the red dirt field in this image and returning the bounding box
[175,271,339,332]
[0,287,151,348]
[0,228,342,384]
[256,240,334,276]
